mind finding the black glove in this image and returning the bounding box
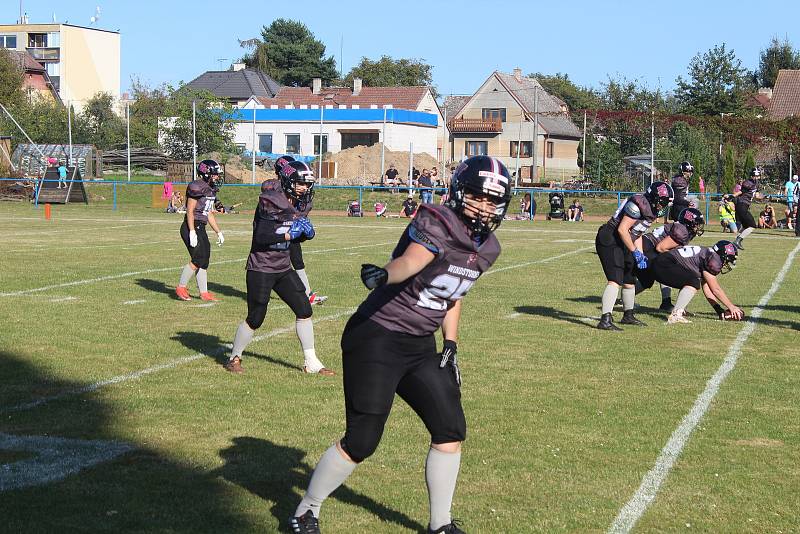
[360,264,388,290]
[439,340,460,387]
[711,302,725,317]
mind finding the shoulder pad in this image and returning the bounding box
[623,200,642,219]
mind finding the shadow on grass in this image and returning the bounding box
[135,278,247,301]
[514,305,595,327]
[213,436,426,533]
[171,330,303,372]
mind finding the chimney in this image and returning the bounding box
[513,68,523,82]
[353,77,362,96]
[312,78,322,95]
[758,87,773,100]
[232,63,246,72]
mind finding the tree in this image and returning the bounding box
[160,89,235,160]
[240,19,337,87]
[529,72,600,111]
[0,48,25,110]
[675,44,750,116]
[129,78,170,148]
[600,76,674,113]
[742,149,756,178]
[722,144,737,193]
[757,36,800,88]
[79,92,126,150]
[657,122,716,190]
[345,56,435,96]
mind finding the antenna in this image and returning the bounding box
[216,58,229,70]
[89,5,101,24]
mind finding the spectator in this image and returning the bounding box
[430,166,439,186]
[759,204,777,229]
[568,199,584,221]
[419,169,433,204]
[784,174,798,213]
[783,204,797,231]
[399,193,418,218]
[698,175,705,200]
[719,194,737,234]
[410,166,420,186]
[384,164,399,193]
[57,163,68,189]
[518,193,533,220]
[733,178,743,195]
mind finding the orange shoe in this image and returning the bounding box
[175,286,192,301]
[200,292,220,302]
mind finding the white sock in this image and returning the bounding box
[739,227,754,239]
[674,286,697,312]
[231,321,254,359]
[196,268,208,293]
[426,447,462,531]
[179,264,195,287]
[601,284,619,314]
[621,286,635,311]
[297,318,324,371]
[295,444,357,518]
[296,268,311,296]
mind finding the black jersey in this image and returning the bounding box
[644,222,692,248]
[671,246,723,277]
[185,179,215,224]
[246,181,303,273]
[738,178,759,206]
[605,194,657,241]
[671,173,689,204]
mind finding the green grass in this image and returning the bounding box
[1,202,799,533]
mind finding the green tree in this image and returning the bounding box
[722,144,737,193]
[675,43,749,116]
[161,89,235,160]
[79,92,125,150]
[129,78,170,148]
[601,76,673,113]
[528,72,600,111]
[657,122,716,190]
[757,36,800,88]
[0,48,25,109]
[345,56,435,96]
[240,19,337,87]
[742,149,756,178]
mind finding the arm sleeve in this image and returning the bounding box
[671,225,691,246]
[252,210,289,248]
[622,200,642,219]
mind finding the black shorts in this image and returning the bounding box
[635,239,658,290]
[341,314,466,448]
[180,219,210,269]
[735,201,757,230]
[245,269,312,329]
[289,242,304,270]
[651,254,701,290]
[669,200,690,222]
[595,223,635,285]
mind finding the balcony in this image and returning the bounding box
[27,47,60,61]
[448,117,503,133]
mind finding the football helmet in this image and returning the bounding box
[680,161,694,174]
[750,168,761,177]
[278,160,315,203]
[447,156,512,235]
[713,240,738,274]
[678,207,705,237]
[644,181,674,217]
[274,155,295,177]
[197,159,223,190]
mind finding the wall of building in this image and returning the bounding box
[60,25,120,109]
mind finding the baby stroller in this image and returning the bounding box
[546,192,567,220]
[347,200,363,217]
[374,202,387,217]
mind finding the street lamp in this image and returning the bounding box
[717,112,733,193]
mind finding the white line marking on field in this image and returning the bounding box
[505,312,522,319]
[5,239,177,253]
[189,302,216,308]
[0,242,394,298]
[1,309,356,414]
[608,241,800,534]
[485,246,594,276]
[0,433,133,492]
[123,299,146,305]
[48,296,77,303]
[552,239,594,243]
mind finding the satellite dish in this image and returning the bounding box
[90,6,101,24]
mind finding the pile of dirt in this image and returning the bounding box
[324,144,439,185]
[204,152,273,184]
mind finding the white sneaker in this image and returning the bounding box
[667,309,692,324]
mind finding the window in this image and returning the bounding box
[28,33,48,48]
[546,141,554,159]
[510,141,532,158]
[481,108,506,122]
[341,132,379,150]
[258,134,272,153]
[285,134,301,154]
[47,32,60,47]
[465,141,488,156]
[0,35,17,48]
[313,134,328,155]
[45,62,60,77]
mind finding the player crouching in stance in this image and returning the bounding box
[650,241,743,324]
[635,207,705,310]
[595,181,674,330]
[224,161,334,376]
[176,160,225,302]
[289,156,512,534]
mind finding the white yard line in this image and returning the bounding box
[5,239,178,253]
[0,241,394,297]
[1,309,356,414]
[485,246,594,276]
[608,241,800,534]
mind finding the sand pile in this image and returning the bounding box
[204,152,273,184]
[324,144,439,185]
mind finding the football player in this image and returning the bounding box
[225,161,333,376]
[595,181,674,330]
[636,207,705,310]
[289,156,512,534]
[732,168,762,250]
[175,159,225,302]
[264,156,328,306]
[649,240,743,324]
[669,161,693,221]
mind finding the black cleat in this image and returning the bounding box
[597,312,623,331]
[620,310,647,326]
[659,300,673,312]
[429,520,466,534]
[289,510,321,534]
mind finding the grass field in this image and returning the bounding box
[1,201,799,533]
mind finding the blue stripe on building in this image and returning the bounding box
[226,108,438,127]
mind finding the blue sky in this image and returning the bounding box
[9,0,800,97]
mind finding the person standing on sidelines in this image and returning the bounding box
[176,160,224,302]
[732,168,762,250]
[784,175,798,214]
[289,156,513,534]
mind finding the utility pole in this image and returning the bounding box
[192,100,197,181]
[251,107,256,184]
[582,110,587,180]
[380,106,387,184]
[67,100,73,164]
[126,100,131,182]
[650,111,655,186]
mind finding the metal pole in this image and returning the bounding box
[582,110,586,180]
[650,111,655,185]
[251,108,256,184]
[514,117,523,188]
[192,100,197,181]
[126,101,131,182]
[318,105,324,185]
[409,141,414,196]
[532,88,539,182]
[0,102,47,160]
[380,106,386,185]
[67,100,73,164]
[441,102,446,185]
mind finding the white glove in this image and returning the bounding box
[189,230,198,247]
[216,231,225,246]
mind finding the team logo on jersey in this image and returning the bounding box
[467,252,478,264]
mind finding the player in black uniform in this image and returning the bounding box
[732,168,762,250]
[595,181,674,330]
[176,159,225,302]
[265,156,328,306]
[224,161,334,376]
[289,156,512,534]
[669,161,693,221]
[649,240,743,324]
[635,207,705,310]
